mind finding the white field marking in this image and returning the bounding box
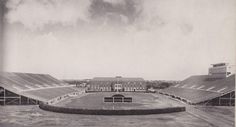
[174,84,180,87]
[24,85,35,89]
[20,85,31,89]
[12,85,24,92]
[217,87,227,93]
[181,84,188,88]
[190,85,196,89]
[197,85,205,89]
[35,84,43,88]
[206,86,215,91]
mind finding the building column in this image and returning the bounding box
[19,96,21,105]
[230,92,232,106]
[27,97,29,104]
[3,88,5,105]
[219,97,221,106]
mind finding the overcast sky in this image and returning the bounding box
[2,0,236,80]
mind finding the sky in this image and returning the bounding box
[1,0,236,80]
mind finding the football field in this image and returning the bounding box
[55,92,182,110]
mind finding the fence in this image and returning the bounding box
[39,102,186,115]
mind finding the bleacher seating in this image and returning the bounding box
[0,72,31,90]
[0,72,79,103]
[0,72,67,91]
[160,74,235,104]
[24,87,77,101]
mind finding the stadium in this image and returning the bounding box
[0,63,235,127]
[0,0,235,126]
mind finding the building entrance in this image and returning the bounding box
[104,94,132,103]
[114,84,122,92]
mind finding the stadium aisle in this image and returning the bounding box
[156,93,235,127]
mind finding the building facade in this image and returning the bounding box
[87,76,146,92]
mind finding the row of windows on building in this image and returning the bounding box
[90,84,145,88]
[87,85,146,92]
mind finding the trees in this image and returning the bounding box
[146,81,173,89]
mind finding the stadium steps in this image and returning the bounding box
[42,74,64,85]
[37,74,59,85]
[10,73,40,89]
[23,87,77,100]
[0,73,30,90]
[28,74,53,86]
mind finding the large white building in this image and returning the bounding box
[87,76,146,92]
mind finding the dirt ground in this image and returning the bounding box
[0,105,220,127]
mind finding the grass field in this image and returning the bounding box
[55,92,182,110]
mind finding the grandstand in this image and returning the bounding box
[159,74,235,106]
[0,72,81,105]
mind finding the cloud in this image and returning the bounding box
[89,0,142,25]
[3,0,236,79]
[5,0,91,30]
[103,0,126,5]
[5,0,143,30]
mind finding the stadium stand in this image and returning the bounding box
[24,87,78,102]
[159,74,235,106]
[0,72,81,105]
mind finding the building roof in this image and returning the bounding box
[92,77,145,82]
[211,63,228,67]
